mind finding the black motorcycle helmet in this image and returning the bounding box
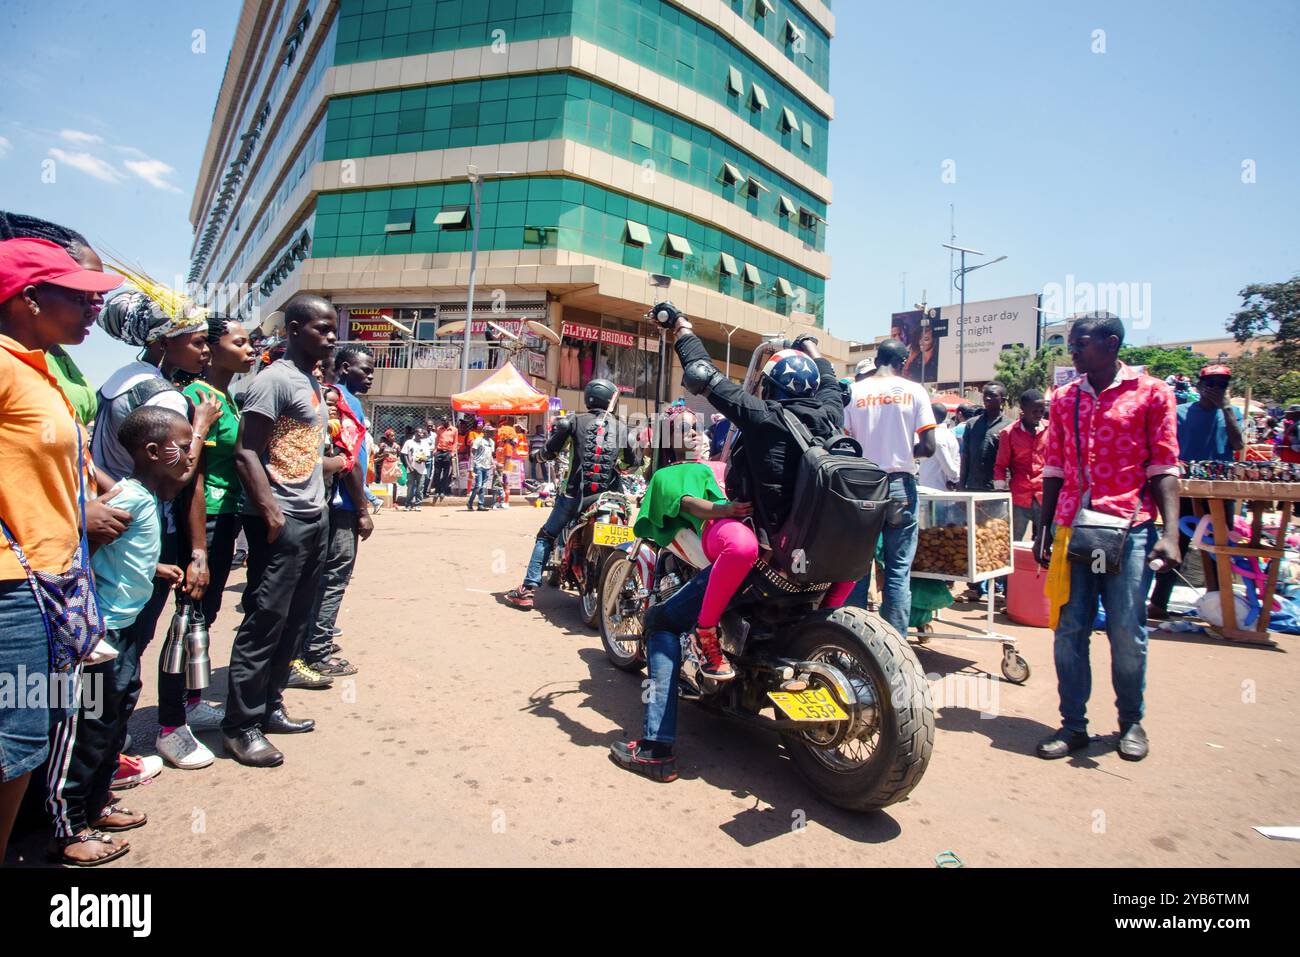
[584,377,617,411]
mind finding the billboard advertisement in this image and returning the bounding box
[345,307,397,342]
[892,294,1040,385]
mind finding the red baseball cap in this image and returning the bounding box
[1200,364,1232,378]
[0,238,123,305]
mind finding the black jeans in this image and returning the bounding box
[1149,497,1232,612]
[433,451,453,496]
[200,512,241,628]
[303,509,359,665]
[222,512,328,734]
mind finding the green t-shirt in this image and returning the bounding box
[45,347,97,426]
[633,462,727,547]
[182,380,242,514]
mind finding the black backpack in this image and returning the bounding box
[768,408,891,585]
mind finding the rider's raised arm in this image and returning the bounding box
[673,330,775,433]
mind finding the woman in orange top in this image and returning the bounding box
[0,238,122,863]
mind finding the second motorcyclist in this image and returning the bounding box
[505,378,641,609]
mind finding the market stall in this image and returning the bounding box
[1179,476,1300,645]
[911,489,1029,682]
[450,361,550,494]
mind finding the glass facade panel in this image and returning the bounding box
[323,72,826,247]
[314,177,825,323]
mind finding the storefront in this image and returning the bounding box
[556,307,663,412]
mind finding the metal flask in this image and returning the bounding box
[184,607,211,690]
[160,599,191,675]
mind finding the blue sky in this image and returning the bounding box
[2,1,1296,387]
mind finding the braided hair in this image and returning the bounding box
[0,210,91,260]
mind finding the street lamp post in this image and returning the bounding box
[942,243,1007,394]
[460,165,516,394]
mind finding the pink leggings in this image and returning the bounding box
[698,519,854,628]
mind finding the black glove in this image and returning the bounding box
[650,301,682,329]
[792,334,820,354]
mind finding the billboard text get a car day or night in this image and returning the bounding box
[891,294,1041,385]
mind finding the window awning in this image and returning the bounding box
[665,233,693,256]
[742,263,762,285]
[749,83,769,111]
[625,220,652,246]
[719,161,745,186]
[434,209,468,227]
[719,253,739,276]
[384,213,414,233]
[757,0,774,14]
[774,277,794,297]
[801,123,814,149]
[744,175,769,197]
[778,195,796,216]
[781,106,799,132]
[786,20,804,44]
[726,66,743,95]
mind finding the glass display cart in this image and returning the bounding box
[911,489,1029,683]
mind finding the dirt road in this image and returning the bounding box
[17,504,1299,867]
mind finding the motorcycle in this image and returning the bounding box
[544,488,639,628]
[598,329,934,811]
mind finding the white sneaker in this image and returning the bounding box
[185,699,225,730]
[112,753,164,788]
[156,727,215,770]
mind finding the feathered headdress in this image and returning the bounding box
[97,255,207,347]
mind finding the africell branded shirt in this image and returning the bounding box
[239,359,327,518]
[844,374,937,473]
[1042,363,1179,528]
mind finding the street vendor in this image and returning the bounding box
[1147,364,1243,621]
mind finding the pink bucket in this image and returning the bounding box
[1006,543,1051,628]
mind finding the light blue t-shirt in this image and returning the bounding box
[90,478,161,630]
[1177,402,1242,463]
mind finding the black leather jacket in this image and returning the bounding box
[674,332,842,533]
[544,410,642,499]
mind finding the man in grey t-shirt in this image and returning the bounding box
[222,295,342,768]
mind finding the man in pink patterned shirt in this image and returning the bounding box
[1034,315,1181,763]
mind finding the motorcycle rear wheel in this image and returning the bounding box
[599,556,647,672]
[780,608,934,812]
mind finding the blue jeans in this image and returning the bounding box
[848,473,918,638]
[1053,521,1157,734]
[642,568,712,746]
[406,469,425,506]
[468,466,493,509]
[0,580,53,781]
[522,493,580,588]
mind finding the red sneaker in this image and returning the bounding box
[112,753,164,789]
[505,586,535,610]
[694,626,735,681]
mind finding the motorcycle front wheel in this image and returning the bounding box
[780,607,934,812]
[599,555,647,672]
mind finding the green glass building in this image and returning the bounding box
[190,0,837,423]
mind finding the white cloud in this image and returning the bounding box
[59,129,104,146]
[0,136,11,158]
[113,144,149,159]
[123,157,182,193]
[47,147,123,183]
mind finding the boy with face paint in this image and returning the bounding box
[46,406,195,864]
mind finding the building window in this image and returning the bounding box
[742,263,762,285]
[719,253,739,276]
[774,277,794,298]
[384,212,414,233]
[744,175,769,198]
[777,195,797,218]
[780,107,799,133]
[749,83,769,112]
[665,233,693,257]
[631,118,653,149]
[625,220,652,246]
[719,162,745,187]
[726,66,744,95]
[801,123,814,150]
[435,208,469,230]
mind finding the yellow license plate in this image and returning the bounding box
[768,688,849,722]
[593,522,634,546]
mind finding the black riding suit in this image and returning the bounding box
[674,332,842,536]
[521,410,642,588]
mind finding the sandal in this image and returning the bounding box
[48,830,131,867]
[91,800,148,832]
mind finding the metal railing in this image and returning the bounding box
[359,340,517,372]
